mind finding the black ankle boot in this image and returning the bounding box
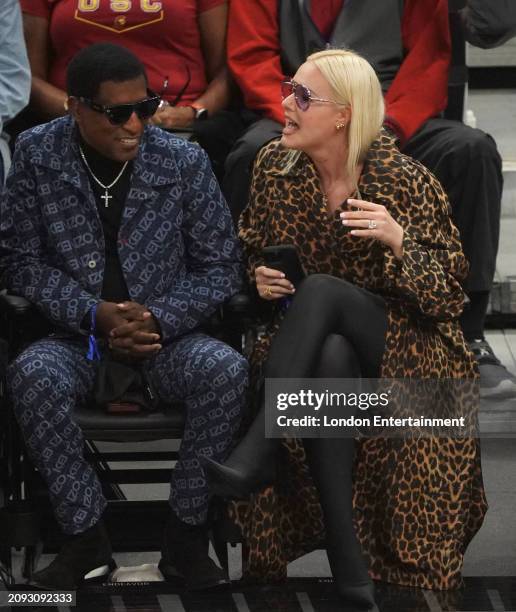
[202,413,279,498]
[324,536,379,611]
[158,511,229,590]
[303,437,379,611]
[31,520,114,590]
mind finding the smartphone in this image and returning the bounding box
[262,245,306,288]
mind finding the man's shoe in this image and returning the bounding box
[31,520,115,590]
[469,339,516,400]
[158,511,229,591]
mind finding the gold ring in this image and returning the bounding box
[265,287,272,296]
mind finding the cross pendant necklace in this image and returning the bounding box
[79,145,129,208]
[101,190,113,208]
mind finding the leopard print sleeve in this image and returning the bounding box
[238,141,280,284]
[383,159,469,321]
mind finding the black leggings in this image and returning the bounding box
[264,274,387,380]
[266,274,388,584]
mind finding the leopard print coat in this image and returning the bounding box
[229,131,487,590]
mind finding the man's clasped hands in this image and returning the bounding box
[96,301,162,361]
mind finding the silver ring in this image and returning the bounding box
[368,220,377,229]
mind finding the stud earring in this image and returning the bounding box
[336,122,346,131]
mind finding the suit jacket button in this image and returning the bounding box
[88,260,96,269]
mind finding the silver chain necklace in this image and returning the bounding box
[79,145,129,208]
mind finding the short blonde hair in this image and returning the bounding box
[284,49,385,179]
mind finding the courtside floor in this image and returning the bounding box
[2,577,516,611]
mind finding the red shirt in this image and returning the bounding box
[227,0,451,143]
[21,0,225,104]
[311,0,344,41]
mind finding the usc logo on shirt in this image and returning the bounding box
[75,0,163,32]
[77,0,162,11]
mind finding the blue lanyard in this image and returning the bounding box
[86,304,102,361]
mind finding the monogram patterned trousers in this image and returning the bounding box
[8,333,248,534]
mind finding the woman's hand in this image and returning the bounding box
[340,198,404,259]
[255,265,296,300]
[149,103,195,129]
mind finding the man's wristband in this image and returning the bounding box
[86,303,101,361]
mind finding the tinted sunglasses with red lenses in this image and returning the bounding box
[79,91,161,125]
[280,80,343,112]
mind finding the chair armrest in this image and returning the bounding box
[0,292,49,354]
[0,291,33,317]
[208,292,254,353]
[225,292,252,314]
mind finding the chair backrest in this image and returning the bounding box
[445,0,468,121]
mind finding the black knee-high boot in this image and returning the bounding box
[203,333,362,499]
[202,389,279,498]
[304,437,378,611]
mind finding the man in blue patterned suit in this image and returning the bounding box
[0,43,247,590]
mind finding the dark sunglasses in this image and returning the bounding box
[280,79,343,112]
[79,91,161,125]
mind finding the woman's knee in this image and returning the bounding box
[298,273,343,295]
[296,274,360,307]
[316,334,360,378]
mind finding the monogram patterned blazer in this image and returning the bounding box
[0,116,242,341]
